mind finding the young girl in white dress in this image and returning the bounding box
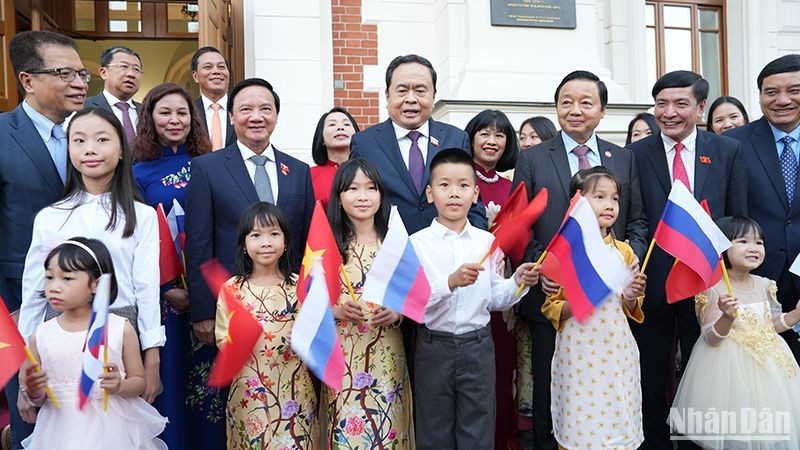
[20,238,166,450]
[541,166,647,450]
[670,216,800,449]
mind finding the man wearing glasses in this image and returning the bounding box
[84,46,143,146]
[0,30,88,450]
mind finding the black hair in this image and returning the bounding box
[428,147,475,185]
[706,96,750,133]
[43,237,118,305]
[9,30,78,94]
[519,116,558,145]
[63,107,141,238]
[326,159,389,263]
[569,165,622,199]
[311,107,361,166]
[228,78,280,114]
[100,46,141,67]
[651,70,709,103]
[385,54,437,92]
[716,216,765,269]
[464,109,520,172]
[625,112,659,146]
[554,70,608,109]
[757,54,800,90]
[234,202,294,286]
[191,46,230,72]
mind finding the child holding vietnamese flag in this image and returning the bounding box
[214,202,318,449]
[322,158,413,448]
[542,166,647,450]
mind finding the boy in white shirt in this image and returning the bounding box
[410,148,540,449]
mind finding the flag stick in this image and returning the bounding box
[718,258,738,318]
[23,346,60,409]
[339,265,359,303]
[514,251,548,297]
[103,344,109,411]
[180,250,188,290]
[640,238,657,274]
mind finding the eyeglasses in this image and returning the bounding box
[105,63,144,75]
[27,67,92,83]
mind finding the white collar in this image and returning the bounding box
[201,93,228,111]
[103,90,135,110]
[392,120,430,141]
[238,141,276,162]
[661,127,697,151]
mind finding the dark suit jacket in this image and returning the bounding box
[725,117,800,301]
[629,129,748,310]
[84,93,142,149]
[0,106,64,310]
[194,97,237,148]
[350,118,487,234]
[184,143,314,322]
[511,132,649,322]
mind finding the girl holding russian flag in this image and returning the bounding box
[542,166,647,450]
[20,238,166,449]
[323,158,413,449]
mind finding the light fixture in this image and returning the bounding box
[181,3,199,32]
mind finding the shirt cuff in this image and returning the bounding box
[139,325,167,349]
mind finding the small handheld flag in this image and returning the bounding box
[79,274,111,410]
[0,298,27,390]
[156,204,183,285]
[298,201,343,305]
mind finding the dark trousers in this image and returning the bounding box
[1,277,34,450]
[415,325,495,450]
[530,320,558,450]
[777,269,800,362]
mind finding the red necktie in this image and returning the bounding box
[672,142,691,192]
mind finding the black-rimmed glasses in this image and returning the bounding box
[27,67,92,83]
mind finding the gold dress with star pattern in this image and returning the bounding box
[542,238,644,450]
[670,276,800,449]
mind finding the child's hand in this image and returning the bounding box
[164,288,189,312]
[448,263,484,290]
[24,364,48,398]
[99,363,123,395]
[371,307,401,327]
[514,262,540,287]
[333,300,364,323]
[718,293,738,319]
[540,275,559,295]
[623,272,647,302]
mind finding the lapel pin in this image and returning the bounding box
[430,136,440,147]
[604,150,612,158]
[699,156,711,164]
[280,163,289,176]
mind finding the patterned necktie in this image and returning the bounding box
[51,124,67,183]
[672,142,691,192]
[250,155,275,204]
[572,144,592,171]
[210,103,223,150]
[114,101,136,144]
[780,135,798,205]
[407,131,424,194]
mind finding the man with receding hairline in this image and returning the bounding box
[191,46,236,150]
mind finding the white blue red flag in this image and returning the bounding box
[78,274,111,410]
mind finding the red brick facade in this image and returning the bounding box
[331,0,380,128]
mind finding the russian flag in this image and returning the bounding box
[546,197,631,323]
[78,274,111,410]
[166,199,186,261]
[654,182,731,302]
[291,262,345,391]
[362,206,431,324]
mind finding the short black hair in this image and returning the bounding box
[519,116,558,143]
[311,107,361,165]
[10,30,78,92]
[385,54,437,92]
[228,78,280,114]
[554,70,608,109]
[716,216,764,269]
[44,237,119,305]
[706,96,749,133]
[757,54,800,90]
[625,112,659,146]
[100,46,141,67]
[428,147,474,185]
[191,46,230,72]
[234,202,294,286]
[569,165,622,199]
[464,109,519,172]
[651,70,709,103]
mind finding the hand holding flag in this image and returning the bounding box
[79,274,111,410]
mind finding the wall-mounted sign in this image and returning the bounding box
[490,0,577,29]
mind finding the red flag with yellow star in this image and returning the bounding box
[297,201,342,305]
[0,296,27,389]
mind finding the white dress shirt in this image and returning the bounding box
[661,128,697,191]
[392,121,430,168]
[201,94,229,145]
[19,193,165,349]
[561,132,602,175]
[410,219,529,335]
[103,90,139,128]
[238,141,280,200]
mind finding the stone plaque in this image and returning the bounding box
[490,0,577,29]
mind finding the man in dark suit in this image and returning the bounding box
[0,30,88,449]
[628,70,748,449]
[349,54,486,234]
[725,54,800,360]
[83,46,142,147]
[185,78,313,346]
[192,46,236,150]
[511,70,648,450]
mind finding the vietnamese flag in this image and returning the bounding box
[297,201,342,305]
[487,188,548,263]
[0,297,27,389]
[156,203,183,285]
[491,183,527,233]
[200,259,263,388]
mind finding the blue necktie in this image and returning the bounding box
[780,136,797,205]
[51,124,67,183]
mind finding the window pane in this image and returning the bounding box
[700,31,722,101]
[664,5,691,28]
[698,9,718,30]
[168,3,200,34]
[108,1,141,33]
[664,29,693,72]
[74,0,95,31]
[646,27,658,97]
[645,4,655,26]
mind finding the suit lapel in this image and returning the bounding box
[222,145,259,204]
[424,120,446,190]
[376,120,419,196]
[11,107,62,194]
[273,148,291,210]
[598,138,619,176]
[642,135,672,195]
[693,130,713,201]
[548,133,572,200]
[751,118,790,210]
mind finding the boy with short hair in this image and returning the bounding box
[410,148,540,449]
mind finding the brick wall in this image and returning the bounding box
[331,0,380,128]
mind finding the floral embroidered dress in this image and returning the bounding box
[321,241,414,449]
[670,276,800,449]
[216,277,319,450]
[134,144,225,449]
